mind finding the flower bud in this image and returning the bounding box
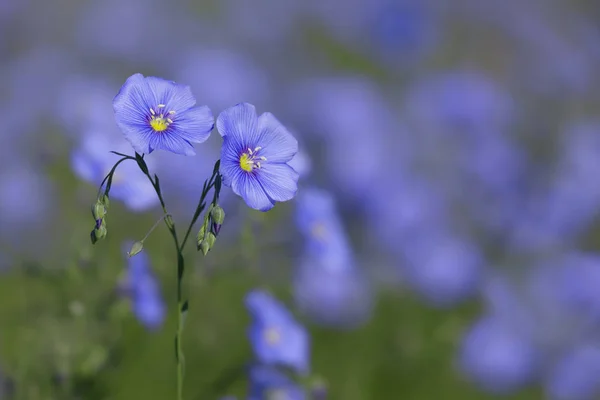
[127,241,144,257]
[199,240,210,256]
[210,205,225,236]
[200,232,217,256]
[91,221,107,244]
[196,224,206,250]
[102,195,110,209]
[92,201,106,221]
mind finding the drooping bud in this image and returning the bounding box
[199,240,210,256]
[92,201,106,221]
[210,205,225,235]
[200,232,217,256]
[196,224,206,251]
[91,220,107,244]
[127,241,144,257]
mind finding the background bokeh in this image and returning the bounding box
[2,0,600,399]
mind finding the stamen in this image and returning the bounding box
[157,104,166,108]
[150,108,155,115]
[168,110,176,115]
[239,145,267,172]
[167,118,173,123]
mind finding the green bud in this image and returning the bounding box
[92,201,106,221]
[210,206,225,225]
[91,222,107,244]
[199,240,210,256]
[127,241,144,257]
[206,232,216,248]
[210,205,225,235]
[199,232,216,255]
[196,224,206,250]
[102,195,110,209]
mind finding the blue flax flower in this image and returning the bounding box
[217,103,299,211]
[245,290,309,374]
[123,244,166,330]
[113,73,214,156]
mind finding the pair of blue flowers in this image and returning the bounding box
[113,73,299,211]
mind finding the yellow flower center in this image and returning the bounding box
[148,104,175,133]
[239,147,267,172]
[264,327,281,345]
[311,222,327,241]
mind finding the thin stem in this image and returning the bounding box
[141,213,172,243]
[136,161,185,400]
[96,155,134,199]
[179,174,217,252]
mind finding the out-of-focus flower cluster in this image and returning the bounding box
[3,0,600,398]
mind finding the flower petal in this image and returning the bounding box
[257,112,298,163]
[144,76,197,111]
[216,103,259,150]
[171,105,214,144]
[259,163,299,202]
[233,172,275,211]
[148,132,195,156]
[220,135,245,187]
[113,73,155,153]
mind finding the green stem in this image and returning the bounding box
[179,172,218,252]
[136,161,185,400]
[134,155,221,400]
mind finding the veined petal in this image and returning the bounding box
[113,74,154,151]
[259,163,299,202]
[257,112,298,163]
[145,76,196,110]
[233,173,275,211]
[216,103,258,150]
[171,105,214,144]
[148,132,195,156]
[220,135,246,187]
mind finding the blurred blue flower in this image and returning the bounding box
[404,70,515,135]
[401,231,483,307]
[71,128,158,212]
[367,176,449,253]
[293,188,372,327]
[113,73,214,156]
[248,365,305,400]
[123,244,166,330]
[217,103,299,211]
[544,344,600,400]
[245,290,309,374]
[294,188,351,261]
[289,76,400,203]
[459,316,538,394]
[287,147,312,179]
